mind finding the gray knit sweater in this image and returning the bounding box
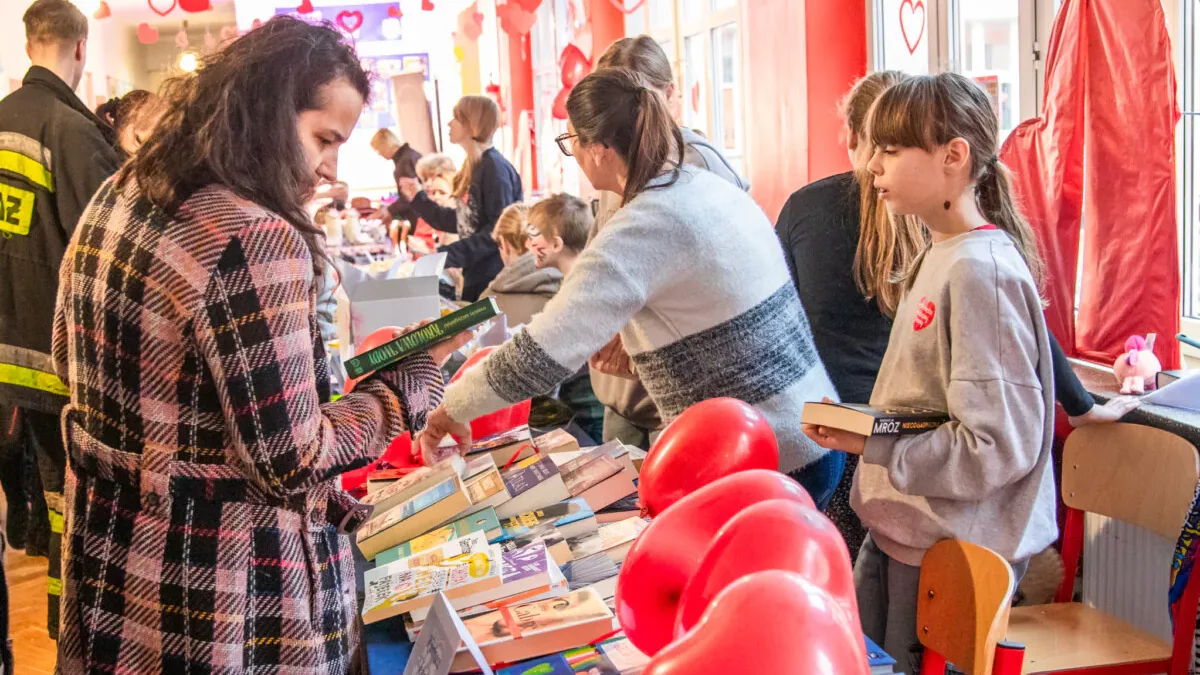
[443,166,838,472]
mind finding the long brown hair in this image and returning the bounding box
[596,36,674,91]
[119,17,370,274]
[867,72,1045,291]
[451,95,501,199]
[841,71,927,315]
[566,68,683,206]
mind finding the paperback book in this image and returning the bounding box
[357,474,473,560]
[345,297,501,379]
[361,536,503,624]
[375,508,504,565]
[801,402,950,437]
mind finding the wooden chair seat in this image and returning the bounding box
[1008,602,1170,674]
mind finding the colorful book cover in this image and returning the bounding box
[558,553,619,591]
[501,541,551,584]
[470,425,532,453]
[389,531,490,570]
[376,508,505,565]
[562,455,623,496]
[565,519,645,561]
[597,636,650,673]
[497,500,588,541]
[468,468,507,504]
[503,455,561,497]
[362,544,500,620]
[460,588,613,647]
[497,655,574,675]
[557,442,626,476]
[562,645,620,675]
[359,476,459,541]
[497,524,564,554]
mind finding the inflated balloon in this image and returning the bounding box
[675,499,857,638]
[559,43,591,88]
[615,470,813,655]
[551,86,570,121]
[342,326,405,394]
[639,398,778,517]
[645,571,870,675]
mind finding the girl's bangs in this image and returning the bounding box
[867,78,938,151]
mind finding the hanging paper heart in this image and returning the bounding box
[179,0,211,12]
[605,0,647,14]
[336,10,363,33]
[558,43,590,88]
[93,1,111,19]
[387,5,402,17]
[147,0,176,17]
[296,0,314,13]
[459,6,483,41]
[175,28,189,49]
[137,22,160,44]
[496,2,536,37]
[551,86,570,120]
[515,0,542,11]
[219,24,237,41]
[251,18,261,29]
[899,0,926,55]
[422,0,435,10]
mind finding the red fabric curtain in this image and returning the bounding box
[999,0,1181,369]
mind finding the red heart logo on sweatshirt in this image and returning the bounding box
[913,297,936,331]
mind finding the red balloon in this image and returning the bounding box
[675,500,858,638]
[645,571,870,675]
[178,0,211,12]
[551,87,570,121]
[639,398,779,517]
[559,43,591,88]
[615,470,813,656]
[343,326,405,394]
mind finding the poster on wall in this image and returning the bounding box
[274,3,430,132]
[878,0,929,75]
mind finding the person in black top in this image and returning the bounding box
[401,95,522,301]
[371,127,423,224]
[777,71,1140,558]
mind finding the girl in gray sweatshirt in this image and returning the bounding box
[803,73,1058,673]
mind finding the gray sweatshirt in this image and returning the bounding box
[480,252,562,327]
[851,229,1058,566]
[444,167,837,473]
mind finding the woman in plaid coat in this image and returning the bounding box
[49,18,459,673]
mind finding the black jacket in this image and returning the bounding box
[0,67,120,413]
[385,142,423,223]
[410,147,522,301]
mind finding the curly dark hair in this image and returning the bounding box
[119,17,370,273]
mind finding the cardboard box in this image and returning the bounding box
[336,252,446,358]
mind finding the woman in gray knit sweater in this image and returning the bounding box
[418,67,840,496]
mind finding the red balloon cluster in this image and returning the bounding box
[617,399,870,674]
[552,43,592,121]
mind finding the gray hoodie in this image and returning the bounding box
[481,252,562,327]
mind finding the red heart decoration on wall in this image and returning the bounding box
[899,0,926,55]
[336,10,363,33]
[912,296,936,331]
[551,86,570,120]
[137,22,160,44]
[297,0,314,13]
[496,2,536,37]
[558,43,591,88]
[388,5,402,17]
[422,0,435,10]
[147,0,176,17]
[93,1,111,19]
[605,0,648,14]
[515,0,542,11]
[179,0,211,13]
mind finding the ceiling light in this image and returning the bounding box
[178,51,198,73]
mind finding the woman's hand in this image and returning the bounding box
[398,177,421,201]
[1069,395,1141,427]
[589,335,635,379]
[417,405,473,463]
[801,397,867,455]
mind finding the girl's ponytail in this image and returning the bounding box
[978,158,1046,290]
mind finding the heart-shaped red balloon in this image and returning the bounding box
[179,0,211,13]
[496,2,536,37]
[551,86,570,121]
[137,22,160,44]
[515,0,542,11]
[296,0,314,13]
[615,470,813,655]
[336,10,363,33]
[147,0,176,17]
[558,43,591,88]
[93,1,111,19]
[638,398,779,518]
[422,0,435,10]
[675,499,858,637]
[645,570,870,675]
[387,5,402,17]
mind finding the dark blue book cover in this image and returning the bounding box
[865,634,896,671]
[502,455,560,497]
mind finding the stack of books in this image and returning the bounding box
[355,424,649,671]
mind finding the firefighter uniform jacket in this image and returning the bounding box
[0,66,119,413]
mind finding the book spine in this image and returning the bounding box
[344,298,499,379]
[871,414,950,435]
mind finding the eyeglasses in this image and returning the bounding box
[555,133,578,157]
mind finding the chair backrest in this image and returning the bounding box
[918,539,1015,675]
[1062,423,1198,541]
[350,196,373,212]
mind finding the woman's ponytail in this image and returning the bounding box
[623,86,683,205]
[567,67,683,206]
[978,158,1046,291]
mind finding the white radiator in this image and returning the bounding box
[1083,513,1175,644]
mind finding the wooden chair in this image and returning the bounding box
[1006,423,1200,675]
[918,539,1016,675]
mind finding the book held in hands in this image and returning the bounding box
[801,402,950,437]
[344,297,501,379]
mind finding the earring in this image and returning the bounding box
[943,200,951,210]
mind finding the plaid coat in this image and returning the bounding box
[51,179,443,674]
